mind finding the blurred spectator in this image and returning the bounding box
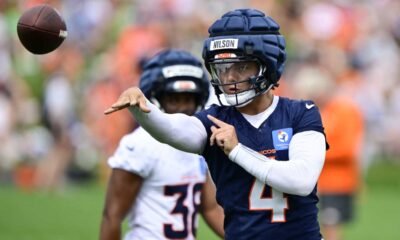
[34,49,76,191]
[291,64,364,240]
[83,76,134,184]
[0,85,18,182]
[113,24,167,89]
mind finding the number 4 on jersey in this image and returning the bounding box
[249,179,288,222]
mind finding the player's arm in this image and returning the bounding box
[100,169,143,240]
[104,87,207,154]
[199,173,225,238]
[230,131,325,196]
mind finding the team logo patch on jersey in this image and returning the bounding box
[272,128,293,150]
[210,38,238,51]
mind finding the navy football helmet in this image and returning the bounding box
[140,49,210,111]
[202,9,286,106]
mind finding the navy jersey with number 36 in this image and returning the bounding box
[195,97,325,240]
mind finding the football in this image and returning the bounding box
[17,4,68,54]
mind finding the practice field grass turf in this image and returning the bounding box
[1,161,399,240]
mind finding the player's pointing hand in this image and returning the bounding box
[104,87,151,115]
[208,115,239,155]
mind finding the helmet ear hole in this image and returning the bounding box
[150,77,165,102]
[245,45,254,55]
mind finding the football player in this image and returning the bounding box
[105,9,328,240]
[100,49,224,240]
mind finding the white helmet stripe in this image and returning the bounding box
[162,65,203,79]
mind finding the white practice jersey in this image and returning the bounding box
[108,127,208,240]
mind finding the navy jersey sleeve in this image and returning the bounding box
[291,100,324,134]
[290,99,329,149]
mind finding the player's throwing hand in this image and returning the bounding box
[104,87,151,115]
[208,115,239,155]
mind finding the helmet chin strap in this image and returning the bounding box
[223,83,273,107]
[219,68,274,107]
[224,89,256,107]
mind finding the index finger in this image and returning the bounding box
[104,103,129,115]
[207,114,229,127]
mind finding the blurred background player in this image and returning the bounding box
[100,49,224,240]
[292,64,364,240]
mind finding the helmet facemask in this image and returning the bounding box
[209,55,271,107]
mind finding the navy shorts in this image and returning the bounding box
[319,194,355,225]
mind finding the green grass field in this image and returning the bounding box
[1,160,399,240]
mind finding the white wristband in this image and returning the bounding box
[228,144,241,162]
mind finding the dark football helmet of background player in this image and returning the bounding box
[105,9,328,240]
[100,49,224,240]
